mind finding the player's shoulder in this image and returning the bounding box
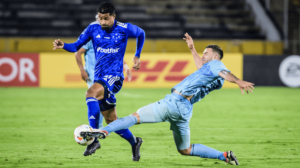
[116,21,129,29]
[90,21,100,26]
[209,60,225,66]
[209,60,229,72]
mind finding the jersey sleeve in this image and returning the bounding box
[63,25,92,52]
[211,61,230,76]
[126,23,145,58]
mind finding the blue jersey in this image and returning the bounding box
[64,20,145,81]
[173,60,230,104]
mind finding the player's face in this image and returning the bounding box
[98,13,115,30]
[202,48,215,64]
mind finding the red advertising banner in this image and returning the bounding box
[0,53,39,87]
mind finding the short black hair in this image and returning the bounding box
[97,2,115,15]
[206,45,223,60]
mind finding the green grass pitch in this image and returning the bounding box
[0,87,300,168]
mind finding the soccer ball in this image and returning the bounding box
[74,124,95,146]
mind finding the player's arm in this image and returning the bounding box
[127,23,146,71]
[53,26,91,52]
[123,60,132,81]
[75,48,90,82]
[183,33,203,69]
[219,70,255,95]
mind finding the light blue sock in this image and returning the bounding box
[190,144,226,161]
[98,100,103,128]
[102,115,137,134]
[86,97,100,129]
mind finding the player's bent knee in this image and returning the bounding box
[178,145,192,155]
[178,148,191,155]
[105,118,116,124]
[85,83,105,99]
[131,112,141,124]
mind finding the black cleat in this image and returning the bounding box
[225,151,240,165]
[80,130,107,140]
[132,137,143,161]
[83,138,100,156]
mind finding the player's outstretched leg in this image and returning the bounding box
[189,144,239,165]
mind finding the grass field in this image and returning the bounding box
[0,87,300,168]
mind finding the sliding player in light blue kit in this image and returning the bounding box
[53,2,145,160]
[85,33,254,165]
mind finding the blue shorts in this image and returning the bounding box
[136,93,193,150]
[94,75,123,110]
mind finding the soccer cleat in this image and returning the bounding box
[132,137,143,161]
[83,138,100,156]
[225,151,240,165]
[80,129,108,140]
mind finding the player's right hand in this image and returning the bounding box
[237,80,255,95]
[53,39,64,50]
[183,32,194,50]
[81,70,90,82]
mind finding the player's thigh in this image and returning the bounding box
[101,107,117,124]
[136,101,169,124]
[86,82,105,100]
[173,130,191,155]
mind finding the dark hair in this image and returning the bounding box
[206,45,223,60]
[97,2,115,15]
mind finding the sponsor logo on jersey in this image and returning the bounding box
[97,47,119,53]
[96,34,101,38]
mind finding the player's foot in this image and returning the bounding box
[80,129,108,139]
[83,137,100,156]
[132,137,143,161]
[224,151,239,165]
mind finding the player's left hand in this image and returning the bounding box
[237,80,255,95]
[133,57,141,71]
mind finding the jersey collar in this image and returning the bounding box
[106,20,117,32]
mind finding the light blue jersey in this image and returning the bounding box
[82,40,96,88]
[173,60,230,104]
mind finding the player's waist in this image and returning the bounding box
[173,89,194,102]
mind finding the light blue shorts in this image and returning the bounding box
[136,93,193,150]
[85,68,94,88]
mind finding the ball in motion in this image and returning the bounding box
[74,124,95,146]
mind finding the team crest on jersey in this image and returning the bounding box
[117,21,127,28]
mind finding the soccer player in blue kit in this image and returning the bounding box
[53,2,145,160]
[75,14,132,130]
[85,33,254,165]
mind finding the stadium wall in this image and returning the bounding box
[2,53,298,88]
[0,53,243,88]
[0,38,283,55]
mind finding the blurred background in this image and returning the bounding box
[0,0,300,88]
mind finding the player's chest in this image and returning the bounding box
[92,30,127,46]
